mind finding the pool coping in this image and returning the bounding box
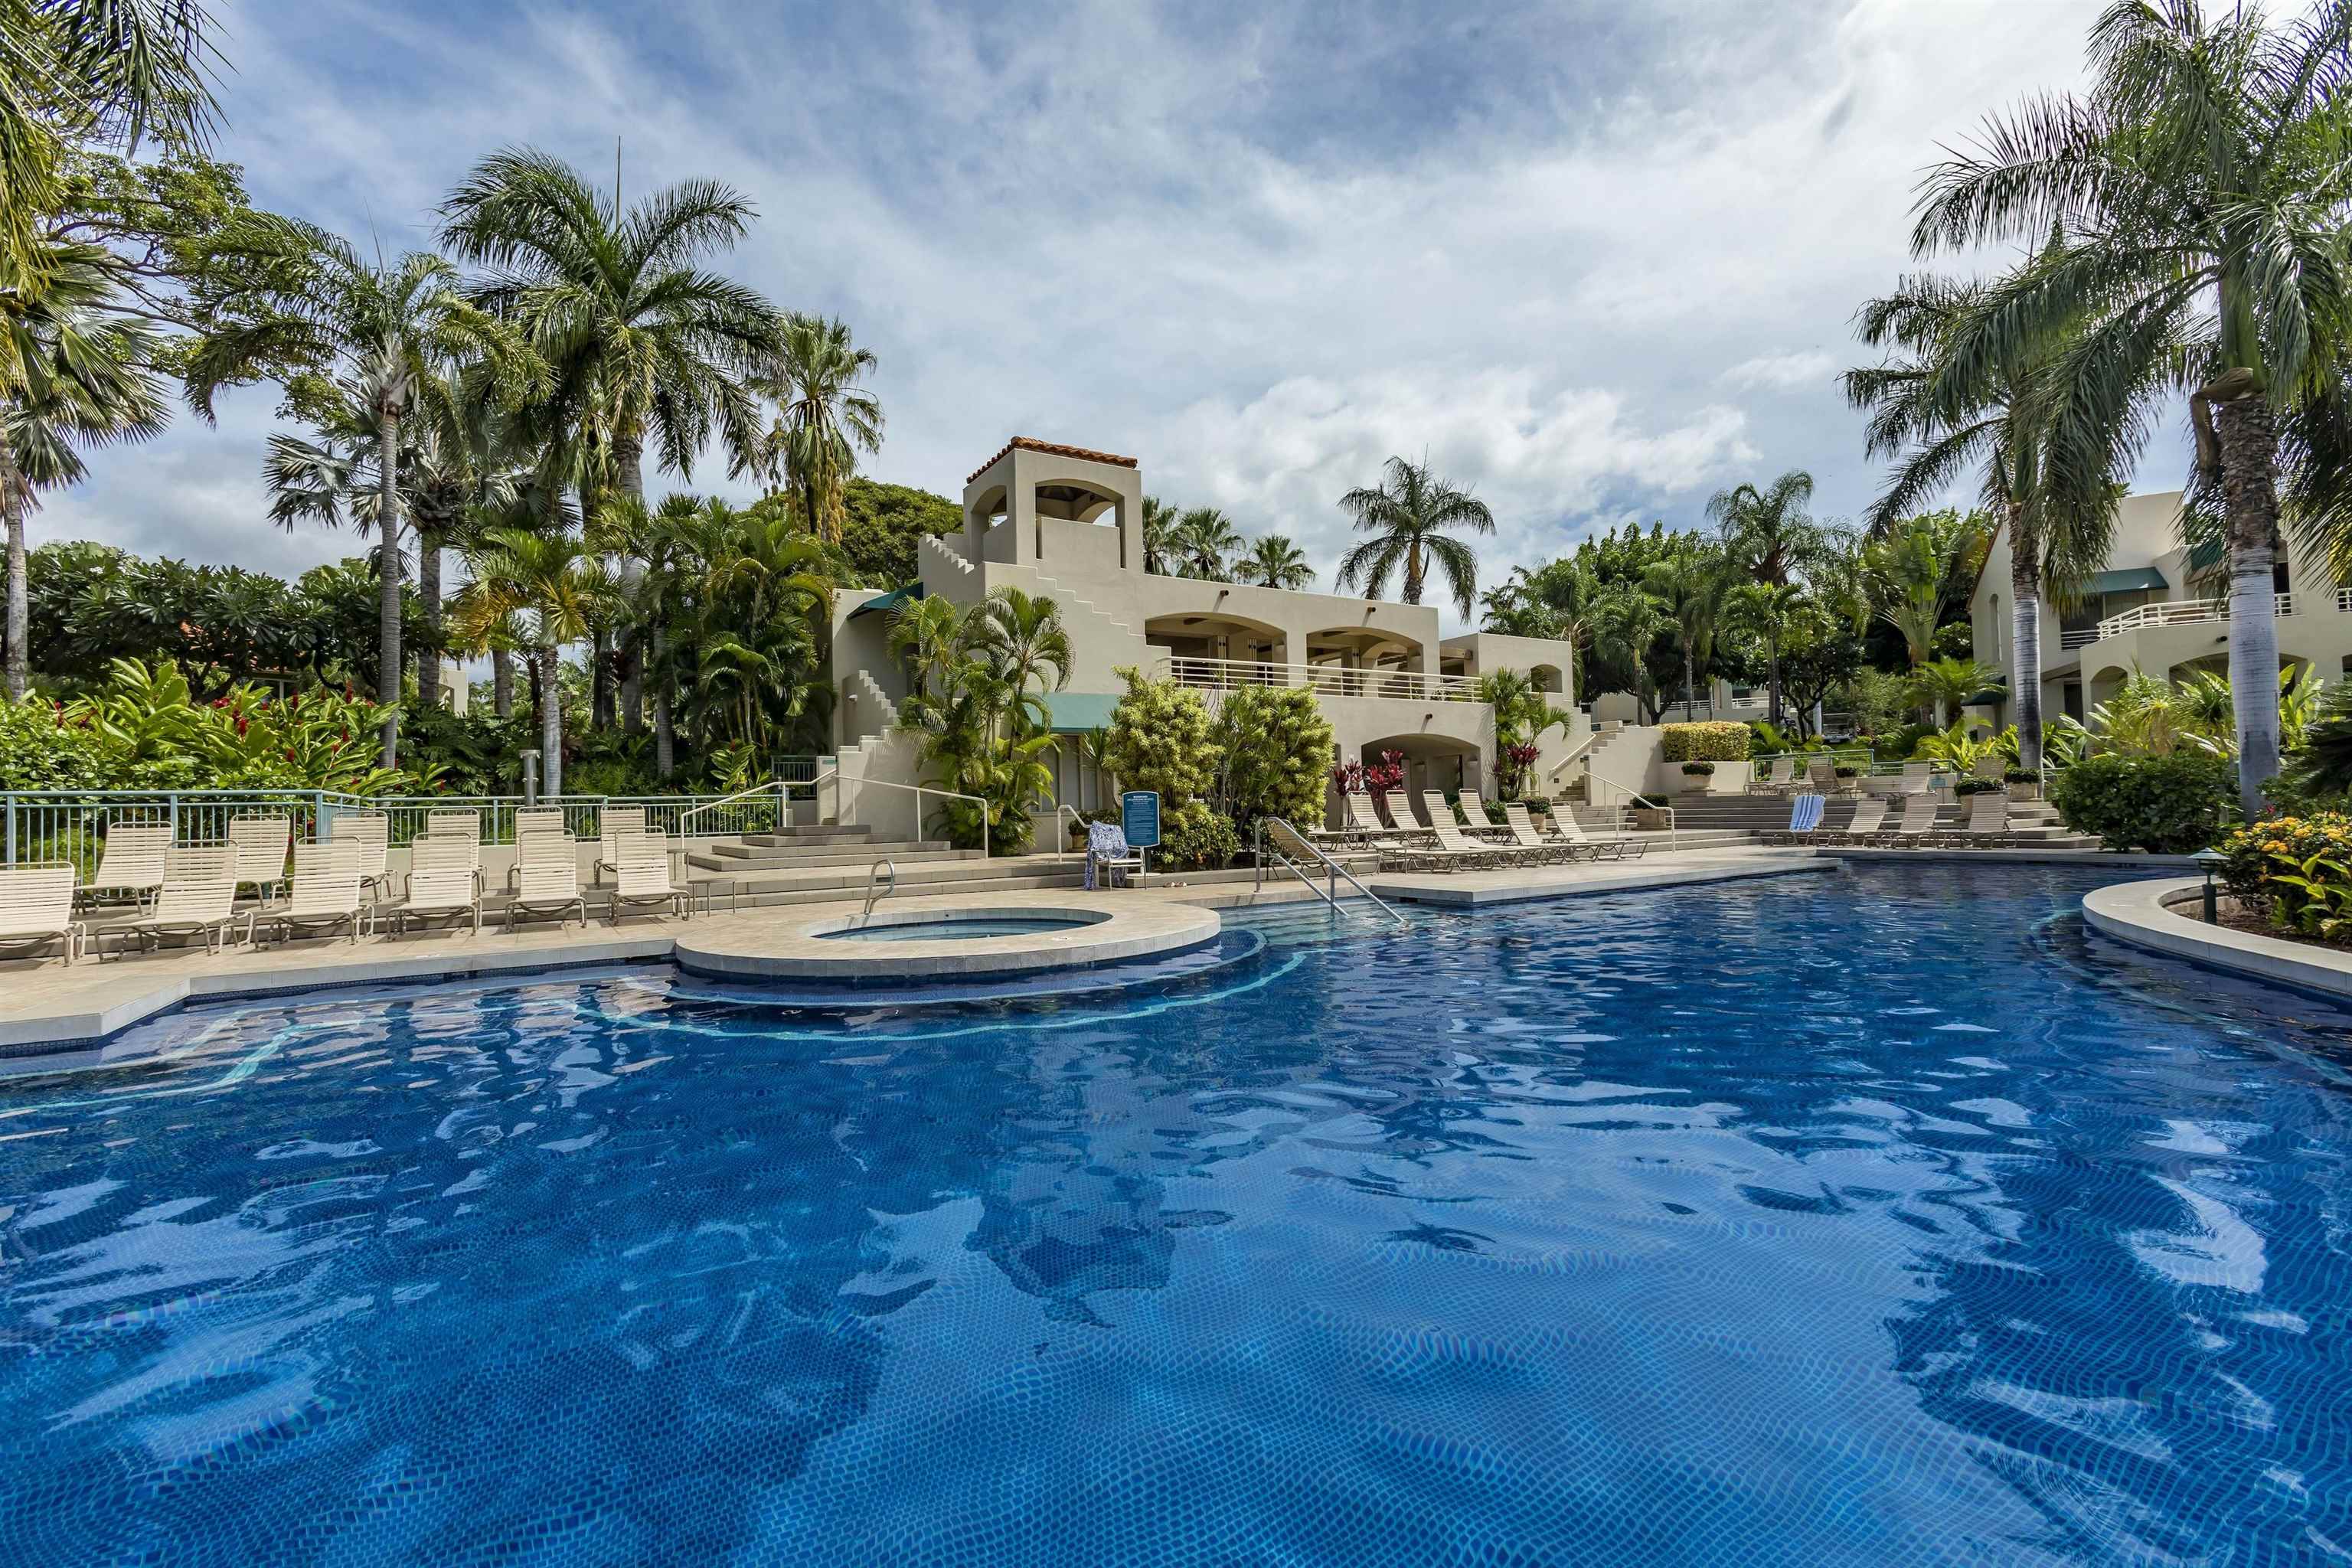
[672,895,1219,980]
[2082,876,2352,999]
[1370,849,1837,906]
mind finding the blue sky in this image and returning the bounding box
[47,0,2150,627]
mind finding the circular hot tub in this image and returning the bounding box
[672,897,1217,982]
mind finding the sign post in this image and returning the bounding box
[1121,790,1160,877]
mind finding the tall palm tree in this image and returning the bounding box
[1707,469,1821,722]
[186,218,526,763]
[1171,507,1243,580]
[452,525,616,797]
[1235,534,1313,590]
[439,146,781,734]
[1641,548,1730,720]
[1592,582,1673,723]
[1910,0,2352,814]
[753,312,882,545]
[3,247,168,698]
[1847,270,2120,771]
[1140,495,1181,575]
[1335,455,1495,617]
[965,586,1073,733]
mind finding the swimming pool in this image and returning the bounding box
[3,863,2347,1566]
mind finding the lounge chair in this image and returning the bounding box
[1763,793,1827,845]
[1898,762,1935,796]
[256,839,370,946]
[506,858,586,930]
[1886,798,1942,848]
[1940,792,2011,848]
[609,832,690,923]
[1085,820,1145,889]
[387,835,485,936]
[332,810,393,903]
[1502,802,1588,863]
[0,862,87,963]
[1747,757,1795,795]
[1370,791,1416,837]
[1804,759,1840,796]
[1421,791,1501,840]
[80,822,171,910]
[1342,792,1410,847]
[428,807,483,844]
[593,807,648,887]
[98,854,250,959]
[1459,788,1500,834]
[1840,797,1890,844]
[227,814,293,905]
[505,817,577,890]
[1542,802,1630,861]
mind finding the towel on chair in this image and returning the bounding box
[1085,822,1132,890]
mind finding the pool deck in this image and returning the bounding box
[0,848,1832,1067]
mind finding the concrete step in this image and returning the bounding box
[693,839,970,867]
[685,854,1091,899]
[742,825,873,846]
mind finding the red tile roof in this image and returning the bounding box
[966,437,1138,484]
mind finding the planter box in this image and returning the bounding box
[2007,782,2042,802]
[1632,807,1674,831]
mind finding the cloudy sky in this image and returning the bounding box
[46,0,2171,629]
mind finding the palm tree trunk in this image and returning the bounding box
[1766,637,1782,726]
[416,528,441,710]
[2009,503,2044,775]
[592,626,614,729]
[2216,392,2283,817]
[492,647,514,717]
[653,626,675,779]
[1404,541,1423,604]
[376,407,403,766]
[2,436,26,701]
[540,643,564,799]
[615,436,647,736]
[1683,649,1696,721]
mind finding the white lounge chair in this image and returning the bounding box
[1763,793,1827,845]
[0,862,87,963]
[505,817,577,890]
[80,822,171,910]
[609,832,689,923]
[257,839,370,946]
[407,828,484,899]
[98,855,250,959]
[1501,802,1586,864]
[1541,802,1628,861]
[1841,797,1890,844]
[387,836,484,936]
[428,807,483,844]
[1342,792,1409,847]
[507,858,586,930]
[1886,798,1942,848]
[593,807,648,887]
[1939,792,2012,848]
[1747,757,1795,795]
[227,814,293,905]
[331,810,393,903]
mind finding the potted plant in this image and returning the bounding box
[1680,760,1717,792]
[1629,794,1674,830]
[1955,777,2004,797]
[2004,766,2041,801]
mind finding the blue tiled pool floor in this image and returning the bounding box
[2,864,2347,1566]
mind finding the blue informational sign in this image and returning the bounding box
[1121,790,1161,848]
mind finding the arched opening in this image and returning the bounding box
[1146,610,1290,684]
[1529,663,1565,696]
[1360,733,1479,815]
[1303,626,1429,697]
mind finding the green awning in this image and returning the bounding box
[1045,692,1121,733]
[2090,567,2167,594]
[846,584,924,620]
[1965,686,2008,705]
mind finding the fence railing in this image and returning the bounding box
[1151,655,1488,704]
[2089,592,2295,642]
[0,786,802,865]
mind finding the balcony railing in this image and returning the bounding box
[2078,592,2296,645]
[1152,655,1488,704]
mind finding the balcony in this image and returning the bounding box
[2063,592,2297,650]
[1152,655,1487,704]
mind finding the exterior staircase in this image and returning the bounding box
[683,824,1093,908]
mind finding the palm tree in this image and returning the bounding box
[1641,548,1730,720]
[1140,495,1181,575]
[453,526,617,796]
[3,248,168,698]
[439,146,781,734]
[753,312,883,545]
[965,586,1073,733]
[1910,0,2352,815]
[186,218,526,763]
[1592,583,1673,722]
[1907,656,2003,730]
[1171,507,1243,580]
[1847,270,2119,772]
[1335,455,1495,617]
[1707,470,1821,722]
[1235,534,1313,590]
[1858,511,1989,678]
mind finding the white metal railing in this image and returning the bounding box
[1152,655,1487,704]
[825,769,994,858]
[1254,815,1407,925]
[2060,627,2101,649]
[1586,774,1674,850]
[2338,586,2352,614]
[2091,592,2295,641]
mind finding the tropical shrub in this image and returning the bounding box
[1681,761,1716,777]
[1158,801,1240,871]
[1662,721,1751,763]
[1955,778,2003,796]
[2219,815,2352,942]
[1103,666,1220,808]
[1210,685,1334,829]
[2003,766,2039,785]
[2048,753,2235,852]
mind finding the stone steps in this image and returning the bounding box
[690,839,975,874]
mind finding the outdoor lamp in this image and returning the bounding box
[2190,847,2229,924]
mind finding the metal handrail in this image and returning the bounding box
[864,858,897,916]
[1055,802,1088,862]
[830,770,993,859]
[677,778,797,839]
[1586,774,1674,851]
[1253,815,1408,926]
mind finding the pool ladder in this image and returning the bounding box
[862,858,897,918]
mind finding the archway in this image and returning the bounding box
[1360,733,1480,818]
[1146,609,1291,682]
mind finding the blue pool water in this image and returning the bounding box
[820,914,1093,941]
[5,864,2351,1566]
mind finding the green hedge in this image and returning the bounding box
[1661,721,1751,763]
[2047,753,2235,853]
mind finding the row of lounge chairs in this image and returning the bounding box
[1311,789,1649,874]
[1747,758,1948,798]
[0,806,696,966]
[1759,792,2035,848]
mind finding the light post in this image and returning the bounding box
[2190,846,2228,924]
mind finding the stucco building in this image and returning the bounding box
[824,438,1585,819]
[1968,488,2344,727]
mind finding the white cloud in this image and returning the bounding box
[1719,351,1838,392]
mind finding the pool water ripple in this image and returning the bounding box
[3,864,2350,1565]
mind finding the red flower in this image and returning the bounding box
[285,748,297,762]
[234,715,249,737]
